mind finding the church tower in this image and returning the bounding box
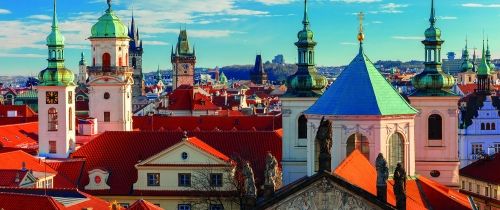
[281,0,328,185]
[129,12,144,97]
[476,40,493,95]
[87,0,133,132]
[78,52,88,86]
[250,54,268,85]
[457,39,476,85]
[409,0,460,188]
[171,29,196,90]
[37,0,76,158]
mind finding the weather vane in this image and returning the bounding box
[357,12,365,43]
[107,0,111,10]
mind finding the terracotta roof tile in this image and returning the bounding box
[460,153,500,184]
[46,159,86,188]
[0,170,29,187]
[71,131,282,196]
[0,122,38,149]
[127,199,164,210]
[0,192,64,210]
[0,150,56,174]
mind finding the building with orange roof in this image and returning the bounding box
[128,199,164,210]
[0,150,57,188]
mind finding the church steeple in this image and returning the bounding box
[486,38,495,70]
[477,39,492,95]
[460,37,473,72]
[284,0,327,97]
[411,0,455,96]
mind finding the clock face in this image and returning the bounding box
[46,91,58,104]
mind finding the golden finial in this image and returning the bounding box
[357,12,365,43]
[109,201,121,210]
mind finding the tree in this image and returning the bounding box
[24,77,39,88]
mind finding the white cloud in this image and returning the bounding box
[462,3,500,8]
[142,41,170,46]
[0,9,11,14]
[392,36,423,40]
[27,15,52,21]
[332,0,381,3]
[439,16,457,20]
[372,20,383,24]
[340,42,358,45]
[378,3,408,13]
[255,0,294,5]
[0,53,45,58]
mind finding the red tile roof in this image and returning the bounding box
[334,150,472,210]
[0,188,113,210]
[458,84,500,95]
[133,115,282,132]
[460,153,500,185]
[0,150,56,174]
[0,122,38,149]
[0,170,29,187]
[127,199,164,210]
[46,159,86,188]
[165,85,220,111]
[71,131,282,196]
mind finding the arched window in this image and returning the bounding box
[76,95,85,101]
[486,123,491,130]
[346,133,369,159]
[118,57,123,67]
[492,123,496,130]
[388,133,405,173]
[126,53,128,65]
[481,123,485,130]
[298,115,307,139]
[69,108,73,131]
[132,57,137,69]
[102,53,111,71]
[308,51,313,64]
[93,58,96,66]
[428,114,442,140]
[48,108,58,131]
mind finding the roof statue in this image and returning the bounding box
[243,161,257,197]
[264,152,280,190]
[375,153,389,202]
[316,117,332,172]
[393,163,407,210]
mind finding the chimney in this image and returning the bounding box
[21,161,26,172]
[375,153,389,203]
[14,172,20,183]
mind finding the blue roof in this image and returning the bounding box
[305,44,417,116]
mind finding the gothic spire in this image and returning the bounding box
[52,0,58,30]
[429,0,436,26]
[302,0,310,30]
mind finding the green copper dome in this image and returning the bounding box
[460,41,473,72]
[38,68,75,86]
[412,72,455,91]
[478,42,491,76]
[424,26,441,41]
[91,3,128,38]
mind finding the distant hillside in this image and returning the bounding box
[220,63,298,83]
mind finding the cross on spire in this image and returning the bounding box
[357,12,365,43]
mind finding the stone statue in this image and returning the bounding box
[316,117,333,171]
[375,153,389,202]
[264,152,279,188]
[242,161,257,197]
[393,163,407,210]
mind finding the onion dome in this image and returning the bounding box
[38,0,74,87]
[411,0,455,96]
[460,40,473,72]
[90,1,128,38]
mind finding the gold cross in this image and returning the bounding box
[358,12,364,33]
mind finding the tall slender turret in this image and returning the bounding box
[477,40,492,95]
[129,10,144,97]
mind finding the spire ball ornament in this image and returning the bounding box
[357,12,365,43]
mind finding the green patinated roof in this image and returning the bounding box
[90,3,128,39]
[306,44,417,116]
[478,43,491,76]
[46,0,64,46]
[16,90,38,99]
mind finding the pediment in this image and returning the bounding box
[137,141,229,167]
[87,76,123,85]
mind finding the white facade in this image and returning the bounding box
[78,57,88,85]
[38,86,76,158]
[459,96,500,167]
[281,97,317,185]
[410,96,461,188]
[87,38,134,132]
[305,115,416,177]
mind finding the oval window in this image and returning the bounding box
[95,175,102,184]
[430,170,440,177]
[181,152,188,160]
[104,92,110,99]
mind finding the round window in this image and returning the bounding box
[181,152,188,160]
[430,170,440,177]
[95,175,101,184]
[104,92,110,99]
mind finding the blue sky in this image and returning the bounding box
[0,0,498,76]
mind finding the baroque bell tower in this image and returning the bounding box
[171,29,196,90]
[409,0,460,188]
[38,0,76,158]
[87,0,133,132]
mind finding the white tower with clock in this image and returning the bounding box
[86,1,133,132]
[38,0,76,158]
[171,29,196,90]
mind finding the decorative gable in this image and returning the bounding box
[85,168,110,190]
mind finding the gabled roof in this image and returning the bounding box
[460,153,500,184]
[333,150,473,210]
[46,159,86,188]
[0,150,56,174]
[127,199,164,210]
[306,45,417,116]
[0,170,33,187]
[0,188,113,210]
[0,105,37,117]
[71,131,282,195]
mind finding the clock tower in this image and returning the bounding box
[86,0,133,132]
[38,0,76,158]
[171,29,196,90]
